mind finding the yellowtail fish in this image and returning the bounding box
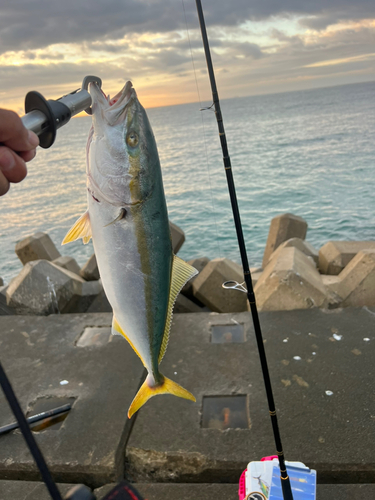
[63,81,198,418]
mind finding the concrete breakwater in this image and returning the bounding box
[1,213,375,316]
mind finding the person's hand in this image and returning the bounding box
[0,109,39,196]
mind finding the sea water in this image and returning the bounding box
[1,80,374,284]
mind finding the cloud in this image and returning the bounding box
[299,6,375,30]
[1,0,375,55]
[0,0,374,112]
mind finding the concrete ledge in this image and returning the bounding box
[126,308,375,484]
[0,313,144,488]
[95,482,238,499]
[1,479,374,500]
[95,482,375,500]
[0,481,78,500]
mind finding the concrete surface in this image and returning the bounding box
[95,482,375,500]
[192,258,247,313]
[0,481,78,500]
[169,222,185,254]
[1,308,374,495]
[318,241,375,275]
[328,250,375,308]
[95,482,238,499]
[254,247,332,311]
[0,313,144,488]
[15,233,61,266]
[126,308,375,484]
[267,238,319,267]
[262,214,308,268]
[0,286,15,316]
[181,257,209,301]
[52,256,81,276]
[0,480,374,500]
[5,261,101,315]
[174,294,205,314]
[86,287,112,313]
[80,255,100,282]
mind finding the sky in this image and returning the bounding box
[0,0,375,113]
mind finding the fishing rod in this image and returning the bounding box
[0,361,64,500]
[194,1,294,499]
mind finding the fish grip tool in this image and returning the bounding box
[21,75,102,148]
[195,1,307,499]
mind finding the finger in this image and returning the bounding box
[19,148,37,163]
[0,109,39,151]
[0,147,28,183]
[0,171,10,196]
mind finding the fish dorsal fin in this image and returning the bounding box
[112,316,146,367]
[158,255,198,364]
[62,210,92,245]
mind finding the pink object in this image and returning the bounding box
[261,455,278,462]
[238,456,279,499]
[238,469,247,500]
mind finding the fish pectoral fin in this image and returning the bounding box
[128,374,196,418]
[112,316,146,367]
[158,255,198,364]
[62,210,92,245]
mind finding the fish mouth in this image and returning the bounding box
[89,80,134,124]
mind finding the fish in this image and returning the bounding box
[62,80,198,418]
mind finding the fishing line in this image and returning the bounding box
[181,0,223,259]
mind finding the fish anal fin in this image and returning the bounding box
[62,210,92,245]
[158,255,198,364]
[112,316,146,367]
[128,374,196,418]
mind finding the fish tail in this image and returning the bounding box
[128,374,195,418]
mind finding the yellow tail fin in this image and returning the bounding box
[128,375,195,418]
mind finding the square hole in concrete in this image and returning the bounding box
[211,323,245,343]
[76,326,112,347]
[26,397,75,432]
[201,395,249,429]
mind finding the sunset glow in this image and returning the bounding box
[0,2,374,114]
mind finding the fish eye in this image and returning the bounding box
[126,131,139,148]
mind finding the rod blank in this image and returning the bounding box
[194,1,294,499]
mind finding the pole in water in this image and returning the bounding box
[194,1,294,498]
